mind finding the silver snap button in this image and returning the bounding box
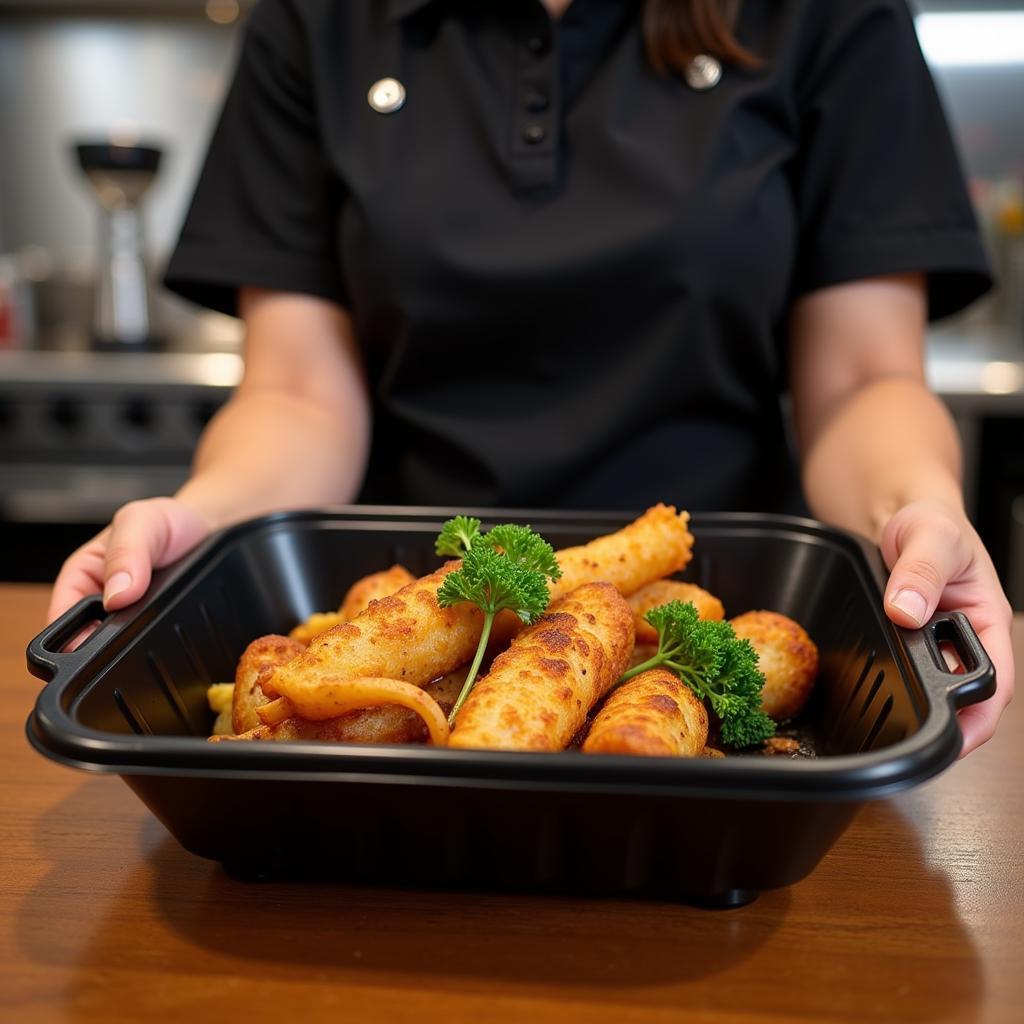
[368,77,406,114]
[685,54,722,91]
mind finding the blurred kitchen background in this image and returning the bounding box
[1,0,1023,605]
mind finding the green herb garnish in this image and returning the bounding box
[620,600,775,748]
[436,518,562,726]
[434,515,482,558]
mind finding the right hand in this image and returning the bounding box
[47,497,213,626]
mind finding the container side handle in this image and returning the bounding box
[900,611,996,710]
[26,595,110,683]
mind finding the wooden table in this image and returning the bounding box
[2,584,1021,1024]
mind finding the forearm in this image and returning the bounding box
[176,387,370,529]
[801,377,964,544]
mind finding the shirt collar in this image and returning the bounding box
[385,0,437,22]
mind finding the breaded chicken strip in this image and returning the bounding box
[270,562,484,720]
[730,610,819,722]
[627,580,724,644]
[549,504,693,600]
[232,635,306,734]
[582,668,708,758]
[268,506,690,722]
[448,582,635,752]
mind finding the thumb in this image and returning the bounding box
[880,507,968,628]
[103,498,211,611]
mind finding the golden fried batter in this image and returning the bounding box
[760,736,801,756]
[206,682,235,736]
[628,579,724,644]
[265,506,690,726]
[549,503,693,600]
[231,634,306,734]
[582,668,708,758]
[269,562,484,720]
[289,611,343,646]
[448,582,635,752]
[339,564,415,621]
[289,564,416,644]
[730,610,819,722]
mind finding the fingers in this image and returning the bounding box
[102,498,210,611]
[956,620,1015,758]
[878,501,1015,758]
[881,505,970,627]
[46,498,213,629]
[47,529,110,624]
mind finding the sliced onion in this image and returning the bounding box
[256,696,295,726]
[301,676,450,746]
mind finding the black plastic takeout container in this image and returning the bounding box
[27,507,995,907]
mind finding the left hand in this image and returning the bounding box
[881,499,1014,757]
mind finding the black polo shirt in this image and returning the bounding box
[164,0,991,513]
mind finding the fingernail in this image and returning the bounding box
[104,571,132,605]
[891,588,927,626]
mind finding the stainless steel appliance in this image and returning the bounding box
[0,349,237,581]
[74,141,163,350]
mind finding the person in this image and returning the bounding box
[47,0,1013,756]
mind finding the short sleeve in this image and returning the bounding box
[789,0,992,321]
[163,0,346,317]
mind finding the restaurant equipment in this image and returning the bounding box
[73,140,163,351]
[0,253,36,349]
[26,509,994,907]
[0,348,235,581]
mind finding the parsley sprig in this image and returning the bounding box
[435,515,483,558]
[436,518,562,726]
[620,600,775,748]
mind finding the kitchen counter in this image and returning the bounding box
[926,324,1024,413]
[0,347,243,389]
[2,324,1022,402]
[2,584,1022,1024]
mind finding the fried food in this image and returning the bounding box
[206,682,235,737]
[267,507,690,722]
[268,562,485,719]
[760,736,801,756]
[207,681,234,714]
[582,668,708,758]
[232,635,306,734]
[421,665,470,711]
[289,564,416,644]
[216,670,466,745]
[628,580,724,643]
[289,611,343,645]
[448,582,635,752]
[256,696,293,727]
[729,610,819,722]
[483,504,696,652]
[254,677,449,744]
[339,564,416,620]
[549,503,694,600]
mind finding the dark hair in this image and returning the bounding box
[642,0,760,75]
